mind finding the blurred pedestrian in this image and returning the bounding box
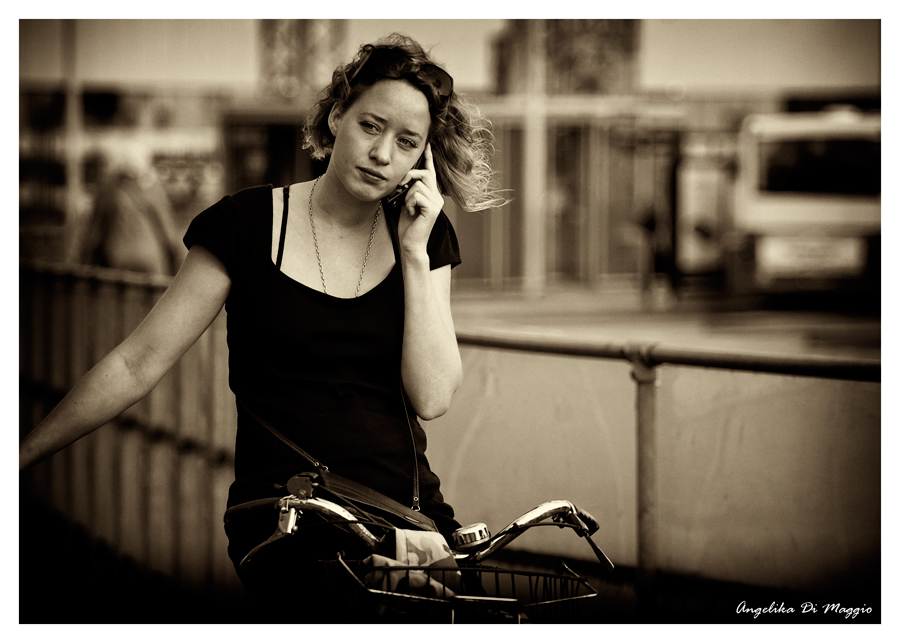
[73,148,183,275]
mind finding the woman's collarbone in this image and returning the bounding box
[280,215,394,295]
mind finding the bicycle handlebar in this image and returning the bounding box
[286,497,382,550]
[231,494,613,574]
[512,500,600,534]
[454,500,614,571]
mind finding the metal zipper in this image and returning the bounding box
[237,399,328,471]
[399,379,421,512]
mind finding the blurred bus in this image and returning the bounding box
[725,108,880,301]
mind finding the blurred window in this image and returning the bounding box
[758,139,880,196]
[21,91,65,131]
[82,91,140,128]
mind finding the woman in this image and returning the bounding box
[19,34,505,617]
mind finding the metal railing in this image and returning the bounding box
[454,326,880,382]
[19,261,238,594]
[453,325,880,611]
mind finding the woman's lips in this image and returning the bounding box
[358,167,388,182]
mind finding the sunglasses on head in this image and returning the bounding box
[349,47,454,106]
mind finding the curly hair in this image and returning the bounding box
[302,33,508,212]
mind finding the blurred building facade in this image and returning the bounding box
[20,19,880,297]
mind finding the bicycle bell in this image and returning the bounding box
[451,522,491,551]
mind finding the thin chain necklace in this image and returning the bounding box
[307,177,381,298]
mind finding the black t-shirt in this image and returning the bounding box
[183,184,461,533]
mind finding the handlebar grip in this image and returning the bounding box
[459,500,614,570]
[573,505,601,535]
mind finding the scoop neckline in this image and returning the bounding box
[267,185,399,301]
[268,255,398,301]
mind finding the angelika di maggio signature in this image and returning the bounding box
[736,600,873,620]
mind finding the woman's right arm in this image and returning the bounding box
[19,244,232,471]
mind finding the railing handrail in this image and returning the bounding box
[21,259,173,289]
[455,326,881,383]
[21,260,881,383]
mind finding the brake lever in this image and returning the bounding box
[237,495,385,572]
[560,508,614,571]
[238,496,298,569]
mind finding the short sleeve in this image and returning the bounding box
[182,185,271,279]
[427,211,462,271]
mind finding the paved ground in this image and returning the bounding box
[451,286,881,360]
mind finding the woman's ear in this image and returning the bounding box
[327,105,343,137]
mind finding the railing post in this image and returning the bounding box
[627,343,659,621]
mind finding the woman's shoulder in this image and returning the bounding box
[196,184,274,219]
[201,184,276,229]
[227,184,276,210]
[184,184,275,257]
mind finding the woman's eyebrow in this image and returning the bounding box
[359,111,386,124]
[398,126,425,139]
[359,111,424,139]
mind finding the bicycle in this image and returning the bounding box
[226,471,614,623]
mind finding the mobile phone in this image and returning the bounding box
[386,178,419,207]
[386,155,426,207]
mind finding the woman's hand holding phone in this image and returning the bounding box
[396,143,444,256]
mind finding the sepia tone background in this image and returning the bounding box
[19,19,881,623]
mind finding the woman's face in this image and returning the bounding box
[327,78,432,203]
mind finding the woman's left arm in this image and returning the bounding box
[397,144,462,419]
[400,259,461,419]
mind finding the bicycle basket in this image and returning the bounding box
[320,555,598,623]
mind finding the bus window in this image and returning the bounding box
[758,139,880,196]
